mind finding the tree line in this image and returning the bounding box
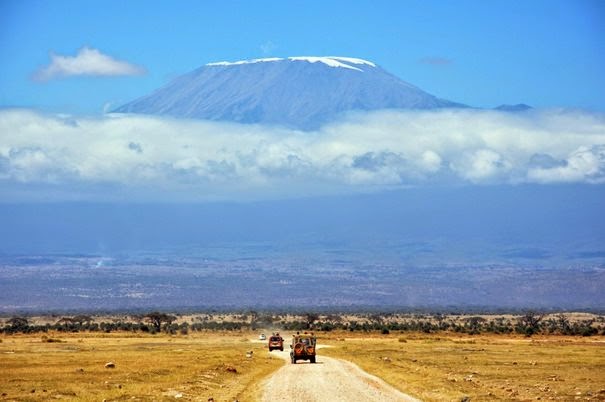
[281,312,603,336]
[2,311,603,337]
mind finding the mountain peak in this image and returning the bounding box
[206,56,377,72]
[114,56,466,130]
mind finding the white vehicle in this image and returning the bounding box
[259,333,266,340]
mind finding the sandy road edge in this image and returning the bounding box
[238,340,288,401]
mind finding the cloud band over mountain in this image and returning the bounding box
[1,108,604,201]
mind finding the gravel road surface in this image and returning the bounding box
[260,348,420,401]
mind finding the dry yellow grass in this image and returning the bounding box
[320,332,605,401]
[3,329,605,401]
[0,331,283,401]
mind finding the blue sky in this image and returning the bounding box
[0,0,604,203]
[1,0,604,114]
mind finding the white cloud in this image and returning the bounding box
[260,40,277,55]
[420,150,442,173]
[453,149,511,183]
[33,47,146,81]
[527,145,605,183]
[0,108,604,201]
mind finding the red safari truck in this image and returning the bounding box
[268,333,284,351]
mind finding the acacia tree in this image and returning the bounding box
[517,311,544,336]
[4,316,29,333]
[465,316,486,335]
[6,316,29,327]
[556,313,571,334]
[144,312,177,332]
[72,315,93,326]
[304,313,319,329]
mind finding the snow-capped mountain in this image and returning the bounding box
[114,56,467,130]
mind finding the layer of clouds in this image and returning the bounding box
[33,47,146,81]
[1,108,604,201]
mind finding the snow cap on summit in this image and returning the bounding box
[207,56,376,72]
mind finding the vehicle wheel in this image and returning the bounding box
[291,357,296,364]
[280,347,283,351]
[310,356,316,363]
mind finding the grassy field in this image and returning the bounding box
[0,331,282,401]
[1,330,604,401]
[320,332,605,401]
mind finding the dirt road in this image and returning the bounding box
[260,348,420,402]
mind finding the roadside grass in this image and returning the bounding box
[3,330,605,401]
[0,331,283,401]
[320,332,605,401]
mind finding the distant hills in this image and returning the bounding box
[114,56,470,130]
[494,103,532,112]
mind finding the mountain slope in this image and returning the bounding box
[114,56,466,130]
[494,103,533,112]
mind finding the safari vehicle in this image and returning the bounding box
[268,333,284,351]
[290,332,316,364]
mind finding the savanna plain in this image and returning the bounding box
[1,313,605,401]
